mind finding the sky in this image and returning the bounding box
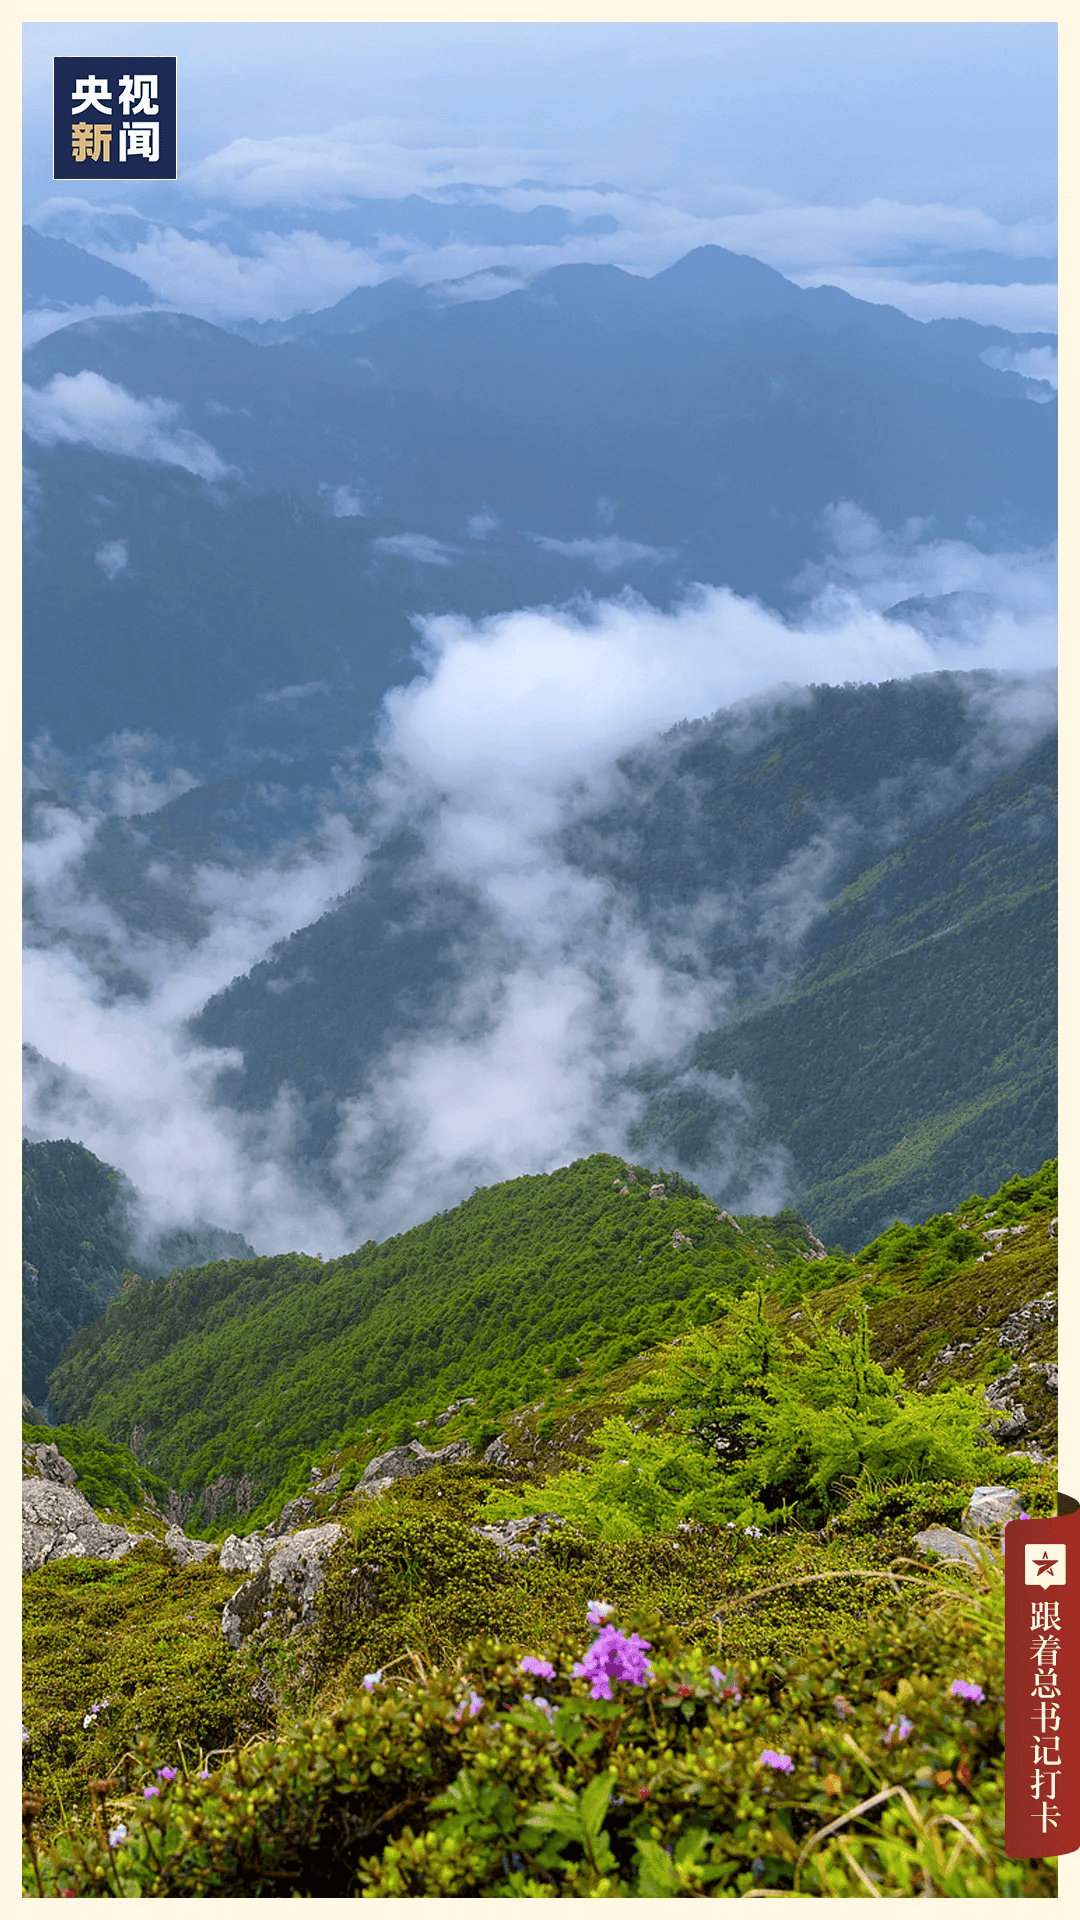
[23,20,1058,332]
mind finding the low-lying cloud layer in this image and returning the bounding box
[23,371,232,480]
[23,514,1056,1256]
[29,166,1056,333]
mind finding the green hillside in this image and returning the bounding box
[630,733,1055,1244]
[22,1139,255,1408]
[25,1156,1057,1897]
[46,1157,819,1528]
[46,1152,1057,1537]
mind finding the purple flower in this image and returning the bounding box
[883,1715,914,1746]
[107,1824,127,1847]
[362,1670,383,1692]
[156,1767,177,1781]
[199,1770,211,1781]
[709,1665,742,1702]
[572,1625,653,1701]
[143,1786,160,1799]
[759,1749,794,1773]
[586,1600,614,1625]
[950,1681,985,1704]
[455,1689,484,1721]
[520,1655,556,1680]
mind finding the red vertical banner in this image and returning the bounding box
[1006,1506,1080,1858]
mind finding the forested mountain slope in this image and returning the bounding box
[46,1155,814,1527]
[190,674,1056,1244]
[22,1140,254,1407]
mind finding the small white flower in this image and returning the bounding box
[108,1823,128,1847]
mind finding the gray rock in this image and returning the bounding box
[24,1442,78,1487]
[431,1439,473,1467]
[269,1496,316,1536]
[963,1486,1022,1533]
[473,1513,566,1558]
[361,1441,433,1486]
[221,1523,343,1650]
[482,1435,515,1467]
[22,1479,151,1574]
[164,1524,217,1567]
[219,1530,273,1575]
[997,1293,1057,1354]
[983,1369,1028,1441]
[435,1397,476,1429]
[912,1526,990,1569]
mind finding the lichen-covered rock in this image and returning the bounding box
[482,1435,515,1467]
[912,1526,988,1569]
[269,1496,316,1536]
[472,1513,566,1558]
[361,1441,433,1487]
[22,1479,150,1574]
[22,1441,78,1487]
[219,1530,274,1575]
[164,1524,218,1567]
[983,1368,1029,1441]
[963,1486,1022,1533]
[221,1523,343,1649]
[358,1438,475,1497]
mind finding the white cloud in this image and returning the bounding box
[981,344,1057,387]
[31,169,1056,334]
[372,532,458,565]
[256,681,331,706]
[94,538,128,581]
[318,479,380,518]
[528,533,675,573]
[23,300,157,349]
[792,272,1056,334]
[463,508,500,539]
[179,124,565,208]
[23,736,375,1252]
[23,371,232,481]
[85,224,383,326]
[22,517,1056,1255]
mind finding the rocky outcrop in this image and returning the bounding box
[164,1525,217,1567]
[912,1485,1023,1567]
[22,1480,153,1574]
[983,1368,1029,1442]
[435,1398,476,1428]
[220,1530,275,1575]
[997,1293,1056,1354]
[482,1435,516,1467]
[22,1440,79,1486]
[472,1513,566,1558]
[221,1523,343,1650]
[269,1496,316,1536]
[359,1438,474,1496]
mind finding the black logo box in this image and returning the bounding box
[53,57,177,180]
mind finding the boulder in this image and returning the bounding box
[482,1435,515,1467]
[221,1523,343,1650]
[964,1486,1022,1533]
[358,1438,474,1496]
[23,1442,78,1487]
[912,1526,988,1569]
[164,1524,217,1568]
[472,1513,566,1558]
[22,1479,151,1575]
[983,1369,1028,1441]
[219,1530,274,1575]
[269,1496,316,1536]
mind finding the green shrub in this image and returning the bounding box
[24,1557,1054,1898]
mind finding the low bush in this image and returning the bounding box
[24,1552,1054,1897]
